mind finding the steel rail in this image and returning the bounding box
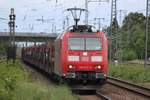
[107,76,150,98]
[96,91,111,100]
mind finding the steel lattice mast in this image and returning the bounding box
[111,0,117,25]
[109,0,117,62]
[8,8,16,63]
[145,0,150,67]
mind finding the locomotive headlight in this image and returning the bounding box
[68,56,79,61]
[95,65,102,69]
[68,65,75,70]
[91,56,103,62]
[97,65,101,69]
[69,65,73,69]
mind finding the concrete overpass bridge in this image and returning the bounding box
[0,32,58,43]
[0,32,58,57]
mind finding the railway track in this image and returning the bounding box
[78,91,111,100]
[96,91,111,100]
[107,76,150,98]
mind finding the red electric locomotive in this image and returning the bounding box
[22,8,108,90]
[54,25,108,89]
[22,25,108,90]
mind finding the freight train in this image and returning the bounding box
[22,25,108,90]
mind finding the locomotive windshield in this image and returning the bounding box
[68,38,84,50]
[68,38,102,50]
[86,38,102,50]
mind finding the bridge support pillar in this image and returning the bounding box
[34,42,36,46]
[25,42,27,47]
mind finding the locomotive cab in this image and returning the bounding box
[54,25,108,86]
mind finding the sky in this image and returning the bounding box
[0,0,147,33]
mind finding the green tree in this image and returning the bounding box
[121,12,146,60]
[107,12,148,61]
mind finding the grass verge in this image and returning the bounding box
[0,61,77,100]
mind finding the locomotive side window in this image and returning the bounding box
[86,38,102,50]
[68,38,84,50]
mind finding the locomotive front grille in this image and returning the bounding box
[66,73,76,78]
[65,72,105,79]
[95,73,105,78]
[76,72,95,79]
[76,72,105,79]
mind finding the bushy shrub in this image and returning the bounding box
[115,48,137,61]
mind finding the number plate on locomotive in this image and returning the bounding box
[81,56,89,61]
